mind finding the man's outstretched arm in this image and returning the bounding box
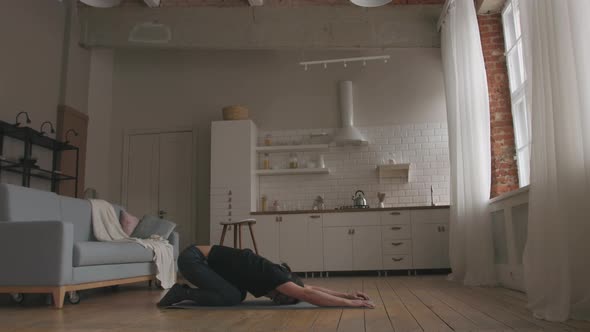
[304,285,370,301]
[275,282,374,308]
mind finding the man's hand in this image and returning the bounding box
[346,291,371,301]
[348,299,376,309]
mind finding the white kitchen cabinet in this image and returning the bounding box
[279,214,323,272]
[411,209,450,269]
[243,215,280,263]
[323,212,382,271]
[324,225,383,271]
[323,227,353,271]
[352,226,383,270]
[210,120,257,244]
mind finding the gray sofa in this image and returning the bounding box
[0,184,179,308]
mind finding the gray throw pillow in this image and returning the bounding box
[131,215,176,240]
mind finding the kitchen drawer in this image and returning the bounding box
[381,224,411,239]
[383,255,412,270]
[380,210,410,225]
[411,209,450,224]
[323,212,380,227]
[382,239,412,255]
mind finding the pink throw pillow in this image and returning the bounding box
[120,210,140,236]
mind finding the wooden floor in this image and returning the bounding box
[1,276,588,332]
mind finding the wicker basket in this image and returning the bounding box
[222,105,249,120]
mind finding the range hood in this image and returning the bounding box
[333,81,368,146]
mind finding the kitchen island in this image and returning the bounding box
[241,206,451,275]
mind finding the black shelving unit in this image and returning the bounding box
[0,120,79,196]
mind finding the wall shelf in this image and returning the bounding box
[256,168,330,176]
[256,144,330,154]
[0,121,79,194]
[377,163,411,179]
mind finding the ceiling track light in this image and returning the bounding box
[299,55,390,71]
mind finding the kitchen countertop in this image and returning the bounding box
[251,205,450,215]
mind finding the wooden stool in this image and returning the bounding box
[219,219,259,254]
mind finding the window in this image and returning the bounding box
[502,0,531,187]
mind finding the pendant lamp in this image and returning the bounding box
[350,0,392,7]
[79,0,122,8]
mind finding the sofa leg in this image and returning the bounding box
[52,287,66,309]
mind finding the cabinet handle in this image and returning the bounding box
[442,226,446,232]
[391,242,403,246]
[228,190,232,195]
[392,257,404,262]
[309,215,321,219]
[228,211,232,216]
[437,226,441,232]
[390,212,401,215]
[228,204,232,209]
[352,229,355,235]
[228,197,232,202]
[347,229,351,235]
[391,227,402,230]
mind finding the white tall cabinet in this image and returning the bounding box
[210,120,257,245]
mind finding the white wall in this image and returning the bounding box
[257,123,450,211]
[0,0,91,190]
[85,50,114,199]
[0,0,65,124]
[109,48,447,244]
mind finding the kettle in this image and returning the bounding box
[352,190,367,207]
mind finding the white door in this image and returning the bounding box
[323,227,353,271]
[352,226,383,270]
[158,132,194,250]
[124,130,194,249]
[126,134,159,217]
[412,223,443,269]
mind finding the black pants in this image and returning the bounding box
[177,246,247,306]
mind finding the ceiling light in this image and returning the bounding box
[79,0,122,8]
[350,0,392,8]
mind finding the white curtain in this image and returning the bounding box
[521,0,590,322]
[440,0,496,286]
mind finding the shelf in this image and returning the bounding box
[0,121,77,151]
[256,144,330,154]
[256,168,330,176]
[377,163,411,178]
[0,159,76,181]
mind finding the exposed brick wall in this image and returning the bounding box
[478,14,519,197]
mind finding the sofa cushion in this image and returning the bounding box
[132,215,176,239]
[60,197,93,242]
[73,241,154,267]
[0,184,61,222]
[120,210,140,236]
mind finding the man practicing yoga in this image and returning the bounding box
[158,245,375,308]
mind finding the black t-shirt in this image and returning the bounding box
[207,245,292,297]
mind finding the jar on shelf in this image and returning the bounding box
[260,195,267,212]
[262,153,270,170]
[289,153,299,169]
[264,134,272,146]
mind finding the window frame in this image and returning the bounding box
[502,0,531,187]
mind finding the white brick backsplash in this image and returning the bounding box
[257,122,450,210]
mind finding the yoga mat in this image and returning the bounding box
[166,300,321,310]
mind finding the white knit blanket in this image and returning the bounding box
[89,199,176,289]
